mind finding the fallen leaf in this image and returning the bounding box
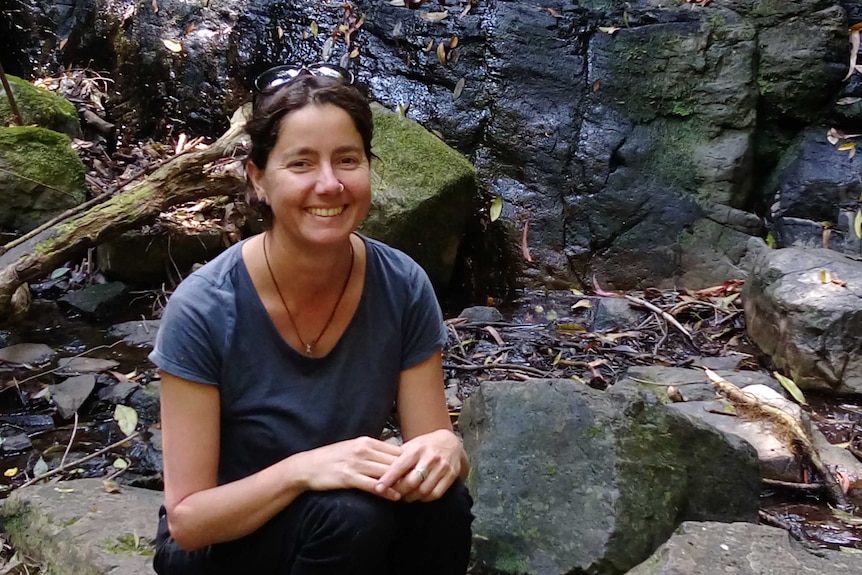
[350,47,360,58]
[599,26,620,34]
[822,227,832,248]
[846,29,861,81]
[112,457,129,469]
[184,23,195,34]
[423,38,433,51]
[453,77,465,99]
[151,0,158,13]
[852,22,862,32]
[546,8,561,17]
[33,457,48,477]
[54,487,75,493]
[113,404,138,437]
[766,232,775,248]
[837,97,862,106]
[310,21,319,36]
[484,326,504,345]
[420,11,449,22]
[59,38,68,50]
[161,38,182,53]
[832,276,848,287]
[592,80,601,92]
[827,127,845,145]
[571,299,593,310]
[856,209,862,238]
[522,218,532,262]
[489,195,503,222]
[820,270,831,283]
[437,41,447,65]
[838,142,856,152]
[773,371,807,405]
[338,24,349,33]
[450,35,459,49]
[390,0,406,5]
[322,37,334,60]
[103,479,122,494]
[3,468,17,477]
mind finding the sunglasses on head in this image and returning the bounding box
[253,63,355,92]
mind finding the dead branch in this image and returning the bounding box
[704,368,850,509]
[624,294,694,344]
[0,62,22,126]
[0,106,250,317]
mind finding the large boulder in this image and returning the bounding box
[362,103,476,288]
[0,74,82,139]
[3,478,160,575]
[0,126,87,233]
[627,521,862,575]
[744,242,862,395]
[460,378,760,575]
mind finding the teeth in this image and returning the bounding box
[307,206,344,217]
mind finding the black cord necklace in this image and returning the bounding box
[262,233,355,357]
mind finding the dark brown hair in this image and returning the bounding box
[244,75,373,227]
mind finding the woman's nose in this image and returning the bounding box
[316,165,342,194]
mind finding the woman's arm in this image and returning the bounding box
[374,352,469,502]
[160,371,404,551]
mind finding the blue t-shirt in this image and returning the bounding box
[148,235,447,485]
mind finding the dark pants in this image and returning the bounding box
[154,479,474,575]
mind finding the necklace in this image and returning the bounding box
[262,233,355,357]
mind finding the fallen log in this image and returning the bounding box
[0,107,250,319]
[704,368,851,509]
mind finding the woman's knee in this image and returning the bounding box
[302,489,398,547]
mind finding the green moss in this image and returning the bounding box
[0,75,81,138]
[0,127,86,193]
[103,533,154,556]
[546,464,556,476]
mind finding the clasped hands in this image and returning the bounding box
[298,429,464,503]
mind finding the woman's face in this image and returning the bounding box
[248,103,371,249]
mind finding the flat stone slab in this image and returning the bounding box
[627,521,862,574]
[2,478,162,575]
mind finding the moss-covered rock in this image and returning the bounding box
[362,103,476,289]
[0,126,87,233]
[0,74,82,138]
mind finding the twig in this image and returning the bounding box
[624,294,694,343]
[59,412,79,469]
[15,430,141,491]
[0,166,81,200]
[762,478,824,493]
[0,61,22,126]
[705,368,850,509]
[443,361,548,377]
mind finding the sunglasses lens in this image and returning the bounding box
[255,63,354,92]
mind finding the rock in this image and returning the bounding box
[457,306,504,323]
[50,375,96,419]
[623,365,783,403]
[588,297,648,332]
[1,432,33,454]
[460,378,760,575]
[58,357,121,374]
[0,414,54,433]
[108,320,160,347]
[360,103,476,288]
[0,75,82,138]
[0,342,55,364]
[444,384,462,410]
[128,381,161,425]
[0,126,87,233]
[59,282,129,319]
[97,226,224,284]
[667,385,803,482]
[3,478,161,575]
[812,425,862,484]
[98,381,140,403]
[743,246,862,394]
[627,521,862,575]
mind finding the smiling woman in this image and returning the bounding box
[148,68,474,574]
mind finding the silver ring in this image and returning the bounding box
[414,467,428,481]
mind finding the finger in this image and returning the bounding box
[352,474,402,501]
[374,452,421,493]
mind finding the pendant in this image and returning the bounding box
[305,344,313,356]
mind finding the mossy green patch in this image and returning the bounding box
[103,533,154,557]
[0,75,82,138]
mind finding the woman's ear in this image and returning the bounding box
[245,161,268,204]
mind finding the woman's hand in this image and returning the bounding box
[373,429,465,502]
[295,436,404,501]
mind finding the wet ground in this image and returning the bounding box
[1,284,862,553]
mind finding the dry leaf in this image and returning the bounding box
[592,80,601,92]
[161,39,183,53]
[420,11,449,22]
[350,47,360,58]
[837,97,862,106]
[390,0,406,5]
[571,299,592,310]
[827,127,845,145]
[822,227,832,248]
[846,29,860,81]
[3,467,17,477]
[450,35,459,49]
[423,38,433,51]
[103,479,122,493]
[838,142,856,151]
[852,22,862,32]
[185,23,195,34]
[437,41,447,65]
[453,77,465,99]
[832,276,848,287]
[310,21,318,36]
[546,7,561,17]
[59,38,68,50]
[151,0,158,13]
[522,218,532,262]
[820,270,831,283]
[339,24,349,32]
[599,26,620,34]
[484,326,504,346]
[855,209,862,238]
[322,36,334,60]
[114,404,138,436]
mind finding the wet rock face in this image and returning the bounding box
[460,378,760,575]
[743,242,862,395]
[3,0,854,290]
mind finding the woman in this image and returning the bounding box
[149,64,474,574]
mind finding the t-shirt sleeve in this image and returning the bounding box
[400,264,448,370]
[148,275,223,386]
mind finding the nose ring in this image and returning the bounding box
[338,183,344,192]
